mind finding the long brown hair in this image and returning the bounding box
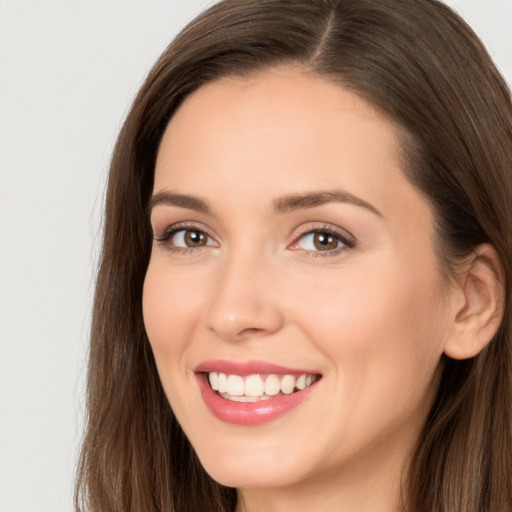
[76,1,512,510]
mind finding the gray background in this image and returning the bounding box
[1,1,511,511]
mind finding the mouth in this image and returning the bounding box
[195,361,322,425]
[207,372,319,402]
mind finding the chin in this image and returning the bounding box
[200,457,307,489]
[192,435,314,489]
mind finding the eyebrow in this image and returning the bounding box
[147,189,382,217]
[272,190,382,217]
[147,191,211,215]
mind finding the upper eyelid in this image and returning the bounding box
[153,220,216,237]
[291,223,356,244]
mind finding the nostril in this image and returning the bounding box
[237,326,268,337]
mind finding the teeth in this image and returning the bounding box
[296,374,306,390]
[207,372,317,399]
[227,375,244,396]
[218,373,228,393]
[264,374,280,396]
[280,374,295,395]
[245,374,265,397]
[225,395,271,402]
[208,372,219,391]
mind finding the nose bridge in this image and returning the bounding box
[204,242,284,342]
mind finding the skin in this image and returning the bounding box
[143,67,463,512]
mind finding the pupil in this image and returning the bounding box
[314,232,337,250]
[185,230,205,246]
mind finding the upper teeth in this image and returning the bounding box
[208,372,315,398]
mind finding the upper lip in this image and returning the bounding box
[194,359,320,376]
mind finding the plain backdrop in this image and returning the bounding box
[0,1,511,511]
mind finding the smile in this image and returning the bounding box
[195,361,321,425]
[208,372,318,402]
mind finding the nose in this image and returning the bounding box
[204,251,285,342]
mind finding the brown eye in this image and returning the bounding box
[293,228,353,254]
[312,232,339,251]
[183,229,207,247]
[166,228,215,249]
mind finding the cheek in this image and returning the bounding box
[142,259,210,430]
[292,253,446,353]
[288,255,447,431]
[142,261,201,372]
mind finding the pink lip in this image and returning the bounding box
[195,359,315,376]
[195,360,321,426]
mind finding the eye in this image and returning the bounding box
[290,226,356,256]
[172,228,213,248]
[299,231,344,251]
[154,225,218,251]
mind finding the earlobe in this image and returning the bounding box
[443,244,505,360]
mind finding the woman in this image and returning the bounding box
[76,0,512,511]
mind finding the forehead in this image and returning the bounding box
[156,68,397,178]
[153,67,431,227]
[160,67,396,145]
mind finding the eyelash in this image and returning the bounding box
[153,222,356,257]
[290,224,356,258]
[154,222,216,254]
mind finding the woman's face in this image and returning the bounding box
[143,68,456,494]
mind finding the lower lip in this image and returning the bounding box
[197,374,319,426]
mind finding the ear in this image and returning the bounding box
[443,244,505,360]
